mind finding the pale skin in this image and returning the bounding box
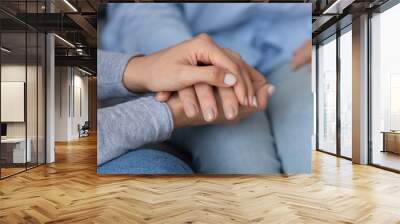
[123,33,256,106]
[156,48,275,123]
[155,39,312,123]
[123,34,311,127]
[291,39,312,71]
[165,72,272,128]
[123,33,274,126]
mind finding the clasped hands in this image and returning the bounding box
[123,34,275,128]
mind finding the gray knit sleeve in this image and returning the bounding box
[97,96,174,165]
[97,50,140,100]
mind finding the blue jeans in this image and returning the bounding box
[169,62,313,174]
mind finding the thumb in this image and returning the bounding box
[155,91,172,102]
[179,65,237,88]
[256,84,275,110]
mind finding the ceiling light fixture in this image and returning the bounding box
[1,47,11,53]
[54,34,75,48]
[63,0,78,12]
[78,67,92,76]
[323,0,354,15]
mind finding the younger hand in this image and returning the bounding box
[123,33,254,106]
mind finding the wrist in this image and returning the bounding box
[166,97,190,129]
[123,56,148,92]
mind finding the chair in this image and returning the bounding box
[78,121,90,138]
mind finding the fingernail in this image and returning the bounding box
[252,96,258,107]
[205,108,215,122]
[267,84,276,96]
[243,97,248,106]
[226,107,236,120]
[186,104,197,117]
[224,73,237,86]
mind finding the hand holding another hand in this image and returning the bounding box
[123,33,254,106]
[122,33,275,128]
[157,48,275,126]
[165,82,273,128]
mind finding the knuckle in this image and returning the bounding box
[232,51,242,59]
[196,88,213,100]
[196,33,212,42]
[180,91,195,102]
[225,48,241,59]
[199,94,214,106]
[209,67,222,81]
[231,64,241,76]
[259,102,268,110]
[183,97,196,106]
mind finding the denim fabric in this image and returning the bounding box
[169,111,282,174]
[97,149,193,174]
[169,62,312,174]
[98,63,312,174]
[266,63,313,173]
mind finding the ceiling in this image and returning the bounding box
[0,0,97,73]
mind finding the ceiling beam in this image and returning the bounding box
[55,55,96,73]
[67,13,97,46]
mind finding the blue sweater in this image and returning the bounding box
[101,3,311,73]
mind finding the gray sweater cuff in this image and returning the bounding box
[97,96,174,165]
[97,50,141,101]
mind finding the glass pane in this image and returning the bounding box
[318,37,337,154]
[38,32,45,165]
[1,30,27,177]
[26,0,39,170]
[371,3,400,171]
[340,29,352,158]
[27,31,38,169]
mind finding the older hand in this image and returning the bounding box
[166,80,273,128]
[157,48,275,122]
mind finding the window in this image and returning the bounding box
[339,28,352,158]
[370,2,400,171]
[317,36,337,154]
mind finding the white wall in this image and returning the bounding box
[1,65,40,138]
[54,67,89,141]
[54,67,70,141]
[1,63,46,164]
[71,73,89,138]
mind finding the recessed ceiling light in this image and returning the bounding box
[1,47,11,53]
[78,67,92,76]
[54,34,75,48]
[323,0,354,15]
[63,0,78,12]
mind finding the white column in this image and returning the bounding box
[352,14,369,164]
[45,1,55,163]
[46,32,55,163]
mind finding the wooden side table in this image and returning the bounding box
[381,131,400,154]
